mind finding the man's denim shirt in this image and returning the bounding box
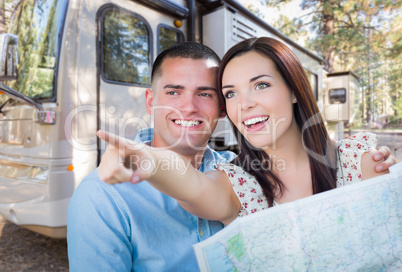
[67,128,236,271]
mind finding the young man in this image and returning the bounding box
[67,42,236,271]
[67,42,395,271]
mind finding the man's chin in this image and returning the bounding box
[169,139,209,153]
[153,129,211,152]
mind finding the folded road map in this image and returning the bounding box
[194,163,402,272]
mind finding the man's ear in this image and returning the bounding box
[219,105,227,119]
[145,89,154,115]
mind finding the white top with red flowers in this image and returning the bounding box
[215,163,269,217]
[216,132,376,217]
[336,131,377,186]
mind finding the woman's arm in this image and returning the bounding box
[97,130,240,225]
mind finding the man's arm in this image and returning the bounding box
[67,171,133,271]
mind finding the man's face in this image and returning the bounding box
[146,57,223,154]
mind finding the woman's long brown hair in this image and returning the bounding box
[218,37,337,206]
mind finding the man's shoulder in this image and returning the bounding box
[70,169,118,208]
[201,146,237,172]
[135,128,153,143]
[207,147,237,163]
[73,168,164,206]
[76,168,111,193]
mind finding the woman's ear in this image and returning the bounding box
[292,95,298,104]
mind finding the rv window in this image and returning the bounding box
[304,69,318,101]
[158,25,184,54]
[329,88,347,104]
[102,8,151,85]
[7,0,68,100]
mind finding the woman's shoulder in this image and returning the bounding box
[216,163,251,175]
[339,131,377,152]
[215,163,268,216]
[215,163,259,188]
[336,131,377,186]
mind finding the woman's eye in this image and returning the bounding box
[224,91,236,99]
[256,82,269,90]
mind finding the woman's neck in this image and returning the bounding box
[262,123,308,174]
[263,123,313,203]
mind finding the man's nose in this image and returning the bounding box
[178,94,199,113]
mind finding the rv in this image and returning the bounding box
[0,0,331,238]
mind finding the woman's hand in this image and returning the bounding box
[97,130,154,184]
[373,145,397,173]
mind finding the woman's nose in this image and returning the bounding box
[240,94,256,111]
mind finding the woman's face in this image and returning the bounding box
[221,51,298,150]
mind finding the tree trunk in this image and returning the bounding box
[321,0,335,72]
[0,0,5,33]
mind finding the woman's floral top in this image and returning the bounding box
[336,132,376,186]
[216,132,376,217]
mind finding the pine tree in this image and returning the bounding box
[0,0,5,34]
[253,0,402,122]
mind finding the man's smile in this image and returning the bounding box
[173,119,203,127]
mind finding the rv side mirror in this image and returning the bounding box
[329,88,346,104]
[0,34,19,81]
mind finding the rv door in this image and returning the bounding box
[94,1,185,160]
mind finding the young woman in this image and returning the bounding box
[98,37,386,225]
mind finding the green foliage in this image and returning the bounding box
[256,0,402,120]
[102,8,150,85]
[2,0,19,28]
[5,0,67,99]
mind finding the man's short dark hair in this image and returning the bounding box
[151,42,221,83]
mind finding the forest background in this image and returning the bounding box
[241,0,402,128]
[1,0,401,127]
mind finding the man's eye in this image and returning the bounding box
[167,91,178,95]
[256,82,270,90]
[224,91,236,99]
[199,93,212,97]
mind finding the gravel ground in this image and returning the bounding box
[0,215,69,272]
